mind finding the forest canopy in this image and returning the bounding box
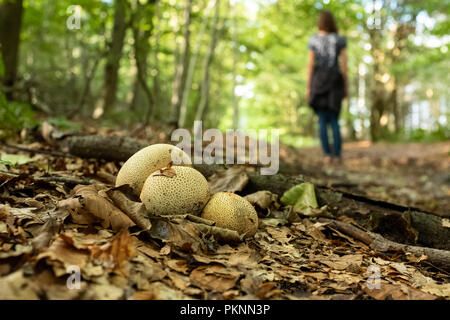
[0,0,448,145]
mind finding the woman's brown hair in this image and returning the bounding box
[318,10,338,33]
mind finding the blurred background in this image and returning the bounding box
[0,0,448,146]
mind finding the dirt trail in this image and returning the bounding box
[279,141,450,215]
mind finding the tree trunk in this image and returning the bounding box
[369,28,385,142]
[170,0,192,127]
[94,0,127,118]
[231,0,239,130]
[75,53,104,118]
[151,0,162,116]
[194,0,222,128]
[0,0,23,101]
[179,0,218,129]
[130,0,156,122]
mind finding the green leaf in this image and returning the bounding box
[280,182,318,212]
[0,159,14,167]
[0,154,38,166]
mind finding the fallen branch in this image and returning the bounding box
[319,218,450,271]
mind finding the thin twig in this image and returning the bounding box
[0,170,92,185]
[1,143,75,158]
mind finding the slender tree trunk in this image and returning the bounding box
[130,1,156,127]
[152,0,162,115]
[171,0,192,127]
[231,0,239,130]
[369,27,385,142]
[130,35,150,111]
[179,0,218,129]
[93,0,127,118]
[130,0,156,114]
[75,53,103,117]
[0,0,23,101]
[194,0,222,125]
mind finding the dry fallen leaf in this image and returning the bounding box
[245,191,279,210]
[72,184,135,231]
[207,166,249,194]
[90,229,137,277]
[364,283,437,300]
[35,233,90,277]
[189,264,242,293]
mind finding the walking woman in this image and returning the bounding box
[307,10,348,165]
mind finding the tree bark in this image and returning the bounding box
[0,0,23,101]
[369,28,385,142]
[194,0,222,130]
[231,0,239,130]
[130,0,157,126]
[179,0,218,129]
[151,0,162,115]
[170,0,192,127]
[130,0,156,114]
[94,0,127,118]
[75,52,104,117]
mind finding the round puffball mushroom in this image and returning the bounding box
[115,144,191,196]
[140,166,210,216]
[201,192,259,238]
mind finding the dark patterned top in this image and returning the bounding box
[308,33,347,69]
[307,33,347,114]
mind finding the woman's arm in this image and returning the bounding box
[340,48,348,98]
[306,49,314,100]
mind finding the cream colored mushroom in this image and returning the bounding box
[115,144,191,196]
[201,192,258,238]
[140,166,210,216]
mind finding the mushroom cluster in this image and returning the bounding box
[116,143,259,239]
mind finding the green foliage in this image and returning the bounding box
[47,117,82,132]
[281,182,319,212]
[408,126,449,143]
[380,124,449,144]
[0,159,14,167]
[1,0,446,145]
[100,109,146,128]
[0,153,37,166]
[0,95,37,139]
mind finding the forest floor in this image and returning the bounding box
[0,128,449,300]
[280,140,450,216]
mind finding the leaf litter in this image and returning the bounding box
[0,142,449,300]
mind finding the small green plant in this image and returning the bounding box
[0,95,38,139]
[47,117,82,132]
[0,159,14,167]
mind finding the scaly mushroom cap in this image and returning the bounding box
[115,144,191,196]
[140,166,210,216]
[201,192,259,238]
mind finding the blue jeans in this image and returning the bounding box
[317,111,342,157]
